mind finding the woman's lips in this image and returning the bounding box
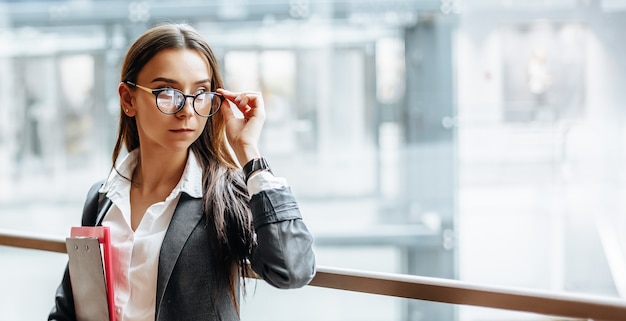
[170,128,194,133]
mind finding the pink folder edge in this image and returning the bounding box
[70,226,116,321]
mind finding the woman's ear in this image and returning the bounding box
[118,82,136,117]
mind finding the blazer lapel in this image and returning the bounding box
[155,193,204,312]
[95,195,113,226]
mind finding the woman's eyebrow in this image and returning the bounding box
[150,77,177,84]
[194,78,212,85]
[150,77,211,85]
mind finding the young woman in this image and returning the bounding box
[49,23,316,321]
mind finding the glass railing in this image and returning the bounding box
[2,228,625,321]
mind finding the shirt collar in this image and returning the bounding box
[178,150,203,198]
[100,149,203,199]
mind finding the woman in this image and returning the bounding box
[49,23,316,321]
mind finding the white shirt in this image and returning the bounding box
[99,150,285,321]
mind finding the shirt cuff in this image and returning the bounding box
[247,170,288,196]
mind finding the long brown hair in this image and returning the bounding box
[114,23,254,310]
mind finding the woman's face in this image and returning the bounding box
[128,48,212,154]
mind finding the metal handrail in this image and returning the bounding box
[2,228,626,321]
[0,228,67,253]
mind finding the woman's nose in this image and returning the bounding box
[176,95,196,117]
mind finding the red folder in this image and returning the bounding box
[67,226,116,321]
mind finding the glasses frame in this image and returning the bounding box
[124,80,223,118]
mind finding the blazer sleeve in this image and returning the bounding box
[48,181,102,321]
[249,186,316,289]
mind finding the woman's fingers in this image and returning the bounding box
[216,89,265,164]
[217,89,265,121]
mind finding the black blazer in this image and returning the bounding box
[49,181,316,321]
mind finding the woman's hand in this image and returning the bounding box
[217,89,266,166]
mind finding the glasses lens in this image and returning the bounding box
[194,93,221,117]
[156,89,184,114]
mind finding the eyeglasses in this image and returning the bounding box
[124,81,223,117]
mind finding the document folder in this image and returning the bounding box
[66,226,116,321]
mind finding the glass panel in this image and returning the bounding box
[0,247,67,320]
[241,281,403,321]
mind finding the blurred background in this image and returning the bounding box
[1,0,625,320]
